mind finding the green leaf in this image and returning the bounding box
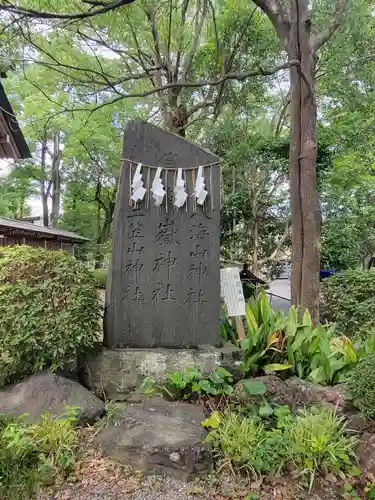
[264,363,292,372]
[241,379,266,395]
[258,399,274,418]
[285,306,298,338]
[346,466,361,477]
[201,410,221,429]
[198,379,218,395]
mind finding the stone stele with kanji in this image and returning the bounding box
[104,120,221,349]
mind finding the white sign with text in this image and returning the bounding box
[220,267,245,317]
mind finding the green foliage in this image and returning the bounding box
[205,409,288,476]
[93,268,107,289]
[0,409,78,499]
[350,353,375,419]
[224,291,365,385]
[286,408,356,487]
[321,269,375,340]
[212,121,290,264]
[321,153,375,271]
[220,308,238,345]
[141,367,234,400]
[206,406,356,483]
[0,246,101,385]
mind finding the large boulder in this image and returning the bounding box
[0,371,105,425]
[95,399,212,480]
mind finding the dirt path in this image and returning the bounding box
[37,453,344,500]
[37,430,361,500]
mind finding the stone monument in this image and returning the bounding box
[104,120,221,349]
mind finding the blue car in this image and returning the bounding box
[320,269,337,280]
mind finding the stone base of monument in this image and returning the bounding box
[79,344,241,401]
[95,399,212,480]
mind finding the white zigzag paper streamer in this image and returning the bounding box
[174,168,187,208]
[151,167,166,206]
[131,163,146,202]
[194,165,208,206]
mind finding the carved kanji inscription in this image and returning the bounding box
[105,120,221,348]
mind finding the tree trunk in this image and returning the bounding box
[250,164,259,275]
[40,134,49,227]
[50,132,62,228]
[288,0,320,324]
[163,105,188,137]
[253,0,344,324]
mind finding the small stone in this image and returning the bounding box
[169,452,181,463]
[325,473,337,483]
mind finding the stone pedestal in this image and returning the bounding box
[79,344,241,400]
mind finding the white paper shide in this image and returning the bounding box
[151,167,166,206]
[174,168,187,208]
[194,165,208,206]
[131,163,146,202]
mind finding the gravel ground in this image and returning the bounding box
[36,429,362,500]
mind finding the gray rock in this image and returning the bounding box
[80,345,240,401]
[356,433,375,473]
[235,375,288,401]
[235,376,350,412]
[285,377,348,410]
[0,371,105,425]
[95,399,212,480]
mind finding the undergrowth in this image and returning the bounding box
[204,406,357,488]
[0,408,79,499]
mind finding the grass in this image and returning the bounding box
[0,409,79,499]
[205,406,357,488]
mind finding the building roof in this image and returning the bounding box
[0,217,88,242]
[0,82,31,159]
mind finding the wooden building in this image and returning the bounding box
[0,81,31,160]
[0,217,88,255]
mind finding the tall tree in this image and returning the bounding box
[2,0,286,135]
[251,0,346,323]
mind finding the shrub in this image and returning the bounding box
[93,268,107,289]
[0,409,78,498]
[0,246,101,385]
[321,269,375,339]
[350,353,375,418]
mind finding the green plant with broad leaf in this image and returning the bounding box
[227,290,371,385]
[220,308,238,345]
[235,379,275,420]
[140,366,234,401]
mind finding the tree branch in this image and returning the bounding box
[82,59,300,115]
[0,0,136,20]
[259,219,291,265]
[180,0,207,82]
[312,0,346,50]
[251,0,290,48]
